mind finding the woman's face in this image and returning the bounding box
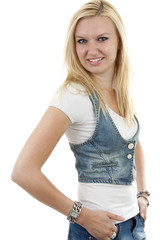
[75,16,120,79]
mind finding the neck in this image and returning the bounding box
[92,68,115,91]
[93,75,114,93]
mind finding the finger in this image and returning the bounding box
[111,226,117,234]
[109,230,117,240]
[104,237,110,240]
[107,212,125,222]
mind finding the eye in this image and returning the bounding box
[77,39,87,44]
[98,37,109,42]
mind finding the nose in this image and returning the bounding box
[87,40,99,56]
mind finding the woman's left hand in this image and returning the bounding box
[138,197,148,220]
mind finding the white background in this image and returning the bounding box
[0,0,159,239]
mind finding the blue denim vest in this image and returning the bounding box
[69,94,140,185]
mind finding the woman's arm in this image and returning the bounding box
[135,140,148,220]
[135,140,146,191]
[11,107,74,216]
[11,106,123,240]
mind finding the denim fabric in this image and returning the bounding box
[69,94,140,185]
[67,214,146,240]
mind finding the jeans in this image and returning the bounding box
[67,214,146,240]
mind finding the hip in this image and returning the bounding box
[67,213,146,240]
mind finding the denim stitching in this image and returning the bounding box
[67,225,72,240]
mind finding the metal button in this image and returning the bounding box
[88,237,92,240]
[127,154,132,159]
[128,143,134,149]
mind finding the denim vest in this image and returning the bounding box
[69,94,140,185]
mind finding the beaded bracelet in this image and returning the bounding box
[137,190,151,197]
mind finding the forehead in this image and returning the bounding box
[75,16,117,37]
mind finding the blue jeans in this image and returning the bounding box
[67,214,146,240]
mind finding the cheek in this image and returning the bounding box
[102,45,110,54]
[76,45,86,60]
[104,43,118,59]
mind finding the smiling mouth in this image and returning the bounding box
[88,57,104,62]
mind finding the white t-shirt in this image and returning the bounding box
[49,84,139,223]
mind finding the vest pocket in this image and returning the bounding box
[94,162,118,168]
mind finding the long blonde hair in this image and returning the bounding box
[62,0,135,125]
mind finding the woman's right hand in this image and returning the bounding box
[77,207,125,240]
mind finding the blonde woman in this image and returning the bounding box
[12,0,149,239]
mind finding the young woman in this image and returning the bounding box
[12,0,150,239]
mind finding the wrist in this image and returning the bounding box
[67,201,83,223]
[138,195,149,206]
[137,190,151,198]
[137,191,150,207]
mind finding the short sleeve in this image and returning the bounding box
[49,85,92,124]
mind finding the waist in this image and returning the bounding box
[78,180,139,223]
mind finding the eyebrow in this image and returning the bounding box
[75,32,110,39]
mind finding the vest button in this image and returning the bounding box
[128,143,134,149]
[127,154,132,159]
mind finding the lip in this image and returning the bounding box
[87,57,104,66]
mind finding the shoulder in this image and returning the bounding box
[49,83,93,123]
